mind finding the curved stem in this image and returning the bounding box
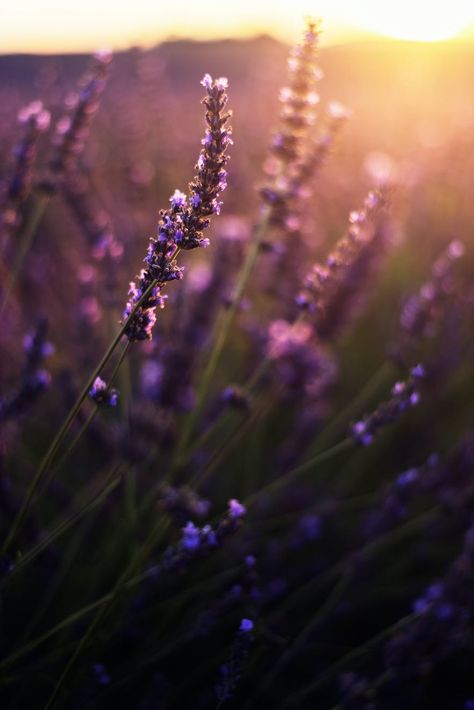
[275,506,440,624]
[309,361,394,456]
[1,282,156,557]
[177,210,270,455]
[190,393,274,490]
[6,474,122,582]
[43,515,169,708]
[244,438,354,508]
[244,568,353,709]
[285,615,414,707]
[0,190,50,315]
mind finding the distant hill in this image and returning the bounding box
[1,35,473,183]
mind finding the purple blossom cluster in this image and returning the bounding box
[350,365,425,446]
[157,484,210,524]
[145,499,247,578]
[296,189,389,339]
[216,617,254,704]
[179,499,245,553]
[0,320,54,423]
[0,101,50,235]
[385,521,474,684]
[260,19,348,232]
[361,454,440,538]
[266,319,336,401]
[88,376,119,407]
[1,16,474,710]
[268,19,321,165]
[122,74,232,341]
[392,239,465,367]
[50,50,112,177]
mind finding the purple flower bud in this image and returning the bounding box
[200,73,213,90]
[228,499,246,519]
[182,521,200,550]
[239,618,254,632]
[215,77,229,90]
[170,189,187,208]
[245,555,256,568]
[396,468,419,487]
[89,376,107,398]
[202,524,217,546]
[411,364,425,380]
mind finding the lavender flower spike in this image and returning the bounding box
[350,365,425,446]
[123,74,232,342]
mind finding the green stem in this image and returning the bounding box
[275,506,440,623]
[46,407,98,481]
[0,190,50,315]
[0,509,437,677]
[13,464,121,644]
[177,210,271,455]
[245,569,353,709]
[49,340,131,483]
[6,475,121,582]
[309,361,394,456]
[1,281,157,557]
[190,392,275,490]
[285,615,414,707]
[244,438,353,507]
[43,516,169,708]
[177,354,274,473]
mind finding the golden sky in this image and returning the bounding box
[2,0,474,53]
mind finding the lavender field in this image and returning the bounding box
[1,20,474,709]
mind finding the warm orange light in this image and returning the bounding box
[339,0,473,41]
[0,0,473,54]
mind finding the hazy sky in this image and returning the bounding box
[2,0,474,53]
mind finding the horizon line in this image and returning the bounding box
[1,27,473,57]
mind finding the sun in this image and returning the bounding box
[339,0,473,41]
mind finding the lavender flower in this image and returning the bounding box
[296,189,389,339]
[260,19,336,232]
[145,500,246,581]
[350,365,425,446]
[268,19,321,166]
[239,617,254,632]
[157,484,210,524]
[361,454,440,538]
[88,376,119,407]
[228,499,247,519]
[0,320,54,423]
[123,74,232,342]
[221,385,251,411]
[50,50,112,176]
[385,520,474,683]
[216,618,254,704]
[92,662,111,686]
[266,319,336,401]
[181,521,201,550]
[0,101,50,235]
[391,239,465,367]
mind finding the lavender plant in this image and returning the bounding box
[0,17,473,710]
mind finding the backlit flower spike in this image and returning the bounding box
[123,75,232,341]
[50,50,112,176]
[296,188,390,338]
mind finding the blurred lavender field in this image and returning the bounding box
[0,26,474,709]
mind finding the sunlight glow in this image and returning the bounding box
[0,0,473,53]
[339,0,473,41]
